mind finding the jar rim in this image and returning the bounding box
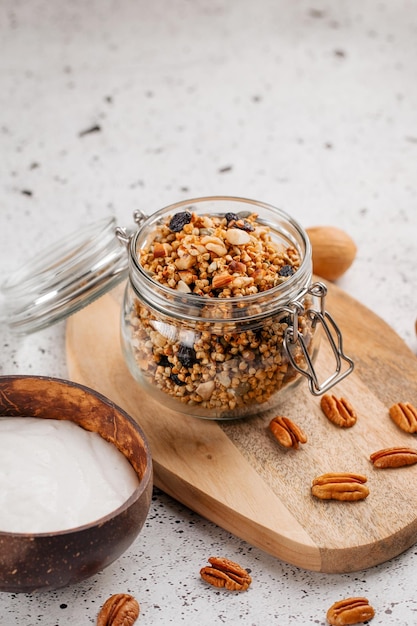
[0,196,312,334]
[128,196,312,323]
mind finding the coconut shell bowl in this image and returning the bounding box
[0,375,153,593]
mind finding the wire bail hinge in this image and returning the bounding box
[283,281,354,395]
[115,210,147,247]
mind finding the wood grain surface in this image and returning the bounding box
[65,281,417,573]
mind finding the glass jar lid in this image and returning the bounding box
[0,217,129,335]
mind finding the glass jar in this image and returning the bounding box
[1,196,353,421]
[117,197,353,420]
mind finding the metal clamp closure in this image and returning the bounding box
[115,210,147,247]
[283,281,354,395]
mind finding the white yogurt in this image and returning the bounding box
[0,417,140,533]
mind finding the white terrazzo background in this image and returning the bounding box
[0,1,417,624]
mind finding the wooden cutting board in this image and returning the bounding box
[66,281,417,573]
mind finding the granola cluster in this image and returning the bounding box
[124,210,315,418]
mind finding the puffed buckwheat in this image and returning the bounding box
[326,596,375,625]
[200,556,252,591]
[311,473,369,502]
[320,394,357,428]
[269,416,307,449]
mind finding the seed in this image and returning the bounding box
[237,219,255,232]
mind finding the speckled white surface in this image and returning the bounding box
[1,1,417,624]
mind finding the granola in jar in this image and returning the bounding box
[138,210,300,298]
[121,198,319,419]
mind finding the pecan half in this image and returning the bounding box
[311,473,369,501]
[326,596,375,625]
[269,416,307,449]
[370,446,417,468]
[200,556,252,591]
[320,394,357,428]
[389,402,417,433]
[97,594,140,626]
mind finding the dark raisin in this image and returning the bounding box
[278,264,295,277]
[225,212,239,224]
[170,372,186,386]
[158,354,171,368]
[177,344,198,368]
[168,211,192,232]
